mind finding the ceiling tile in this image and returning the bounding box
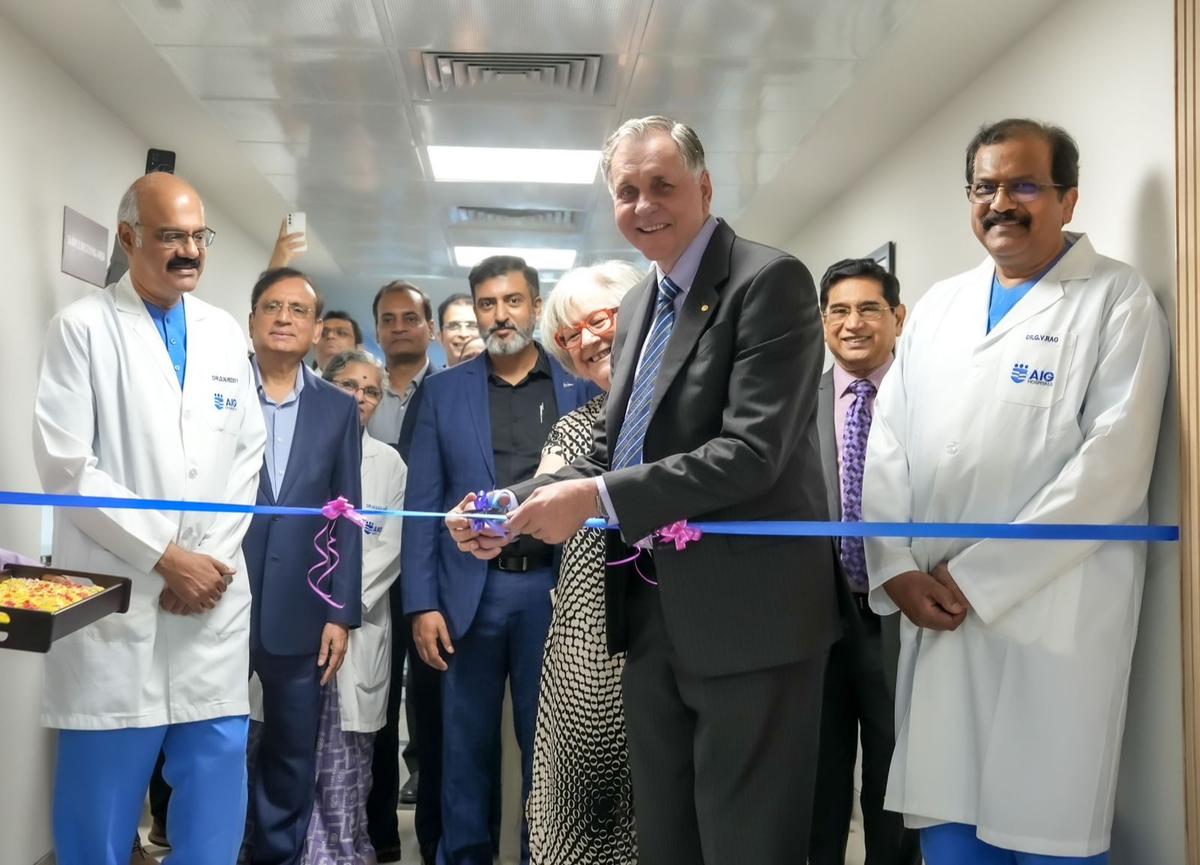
[640,0,918,59]
[380,0,649,53]
[118,0,385,48]
[627,56,857,112]
[158,47,325,100]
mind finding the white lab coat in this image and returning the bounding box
[339,432,405,732]
[249,431,404,732]
[862,233,1169,856]
[32,274,266,730]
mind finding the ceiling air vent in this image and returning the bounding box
[423,52,601,96]
[450,206,584,231]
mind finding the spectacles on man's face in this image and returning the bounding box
[822,303,895,325]
[258,299,315,319]
[965,181,1067,205]
[333,379,383,402]
[442,320,479,334]
[554,307,619,350]
[137,223,217,250]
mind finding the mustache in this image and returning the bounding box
[167,255,201,270]
[487,321,526,337]
[982,211,1031,231]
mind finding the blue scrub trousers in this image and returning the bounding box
[921,823,1110,865]
[54,715,249,865]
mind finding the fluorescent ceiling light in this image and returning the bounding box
[429,146,600,184]
[454,246,578,271]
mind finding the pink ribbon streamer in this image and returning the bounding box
[306,497,366,609]
[606,520,705,587]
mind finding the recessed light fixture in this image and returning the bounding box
[429,146,600,184]
[454,246,578,271]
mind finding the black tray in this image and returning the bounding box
[0,565,132,653]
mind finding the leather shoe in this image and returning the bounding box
[399,770,419,805]
[375,844,402,863]
[130,836,157,865]
[147,817,169,848]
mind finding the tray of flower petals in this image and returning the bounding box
[0,564,132,653]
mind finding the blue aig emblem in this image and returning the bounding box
[1011,363,1055,387]
[213,394,239,411]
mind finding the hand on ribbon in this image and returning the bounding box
[447,490,515,561]
[505,478,599,545]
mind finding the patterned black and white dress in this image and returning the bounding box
[527,394,638,865]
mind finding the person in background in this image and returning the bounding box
[438,293,481,367]
[863,119,1170,864]
[523,260,644,865]
[809,257,919,865]
[302,349,406,865]
[242,267,363,865]
[268,216,306,270]
[313,311,364,375]
[33,172,266,865]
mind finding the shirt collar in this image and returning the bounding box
[384,357,431,399]
[654,215,719,292]
[832,355,894,399]
[251,354,305,399]
[143,296,184,325]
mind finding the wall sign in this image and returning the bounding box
[61,206,109,288]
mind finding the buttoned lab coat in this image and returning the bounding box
[250,432,405,733]
[33,274,266,730]
[862,234,1169,857]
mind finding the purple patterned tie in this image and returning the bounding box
[840,378,876,592]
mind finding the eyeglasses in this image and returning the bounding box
[258,300,315,319]
[965,181,1067,204]
[442,320,479,334]
[822,303,895,325]
[333,379,383,402]
[137,224,217,250]
[554,307,619,350]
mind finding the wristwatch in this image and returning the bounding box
[593,481,609,521]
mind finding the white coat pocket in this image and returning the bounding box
[996,332,1076,409]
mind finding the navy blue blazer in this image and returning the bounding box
[243,366,364,655]
[400,350,600,639]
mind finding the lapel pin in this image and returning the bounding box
[701,304,710,312]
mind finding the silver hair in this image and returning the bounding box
[322,349,384,384]
[541,260,646,370]
[117,180,142,246]
[600,115,707,191]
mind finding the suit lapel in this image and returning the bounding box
[114,276,183,394]
[463,358,496,485]
[646,220,731,421]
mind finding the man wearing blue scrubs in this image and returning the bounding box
[33,172,267,865]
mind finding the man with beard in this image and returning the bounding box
[402,255,599,865]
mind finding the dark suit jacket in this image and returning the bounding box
[818,366,901,699]
[243,366,363,655]
[401,351,600,639]
[514,219,841,677]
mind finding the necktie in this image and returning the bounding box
[611,276,682,471]
[840,378,876,592]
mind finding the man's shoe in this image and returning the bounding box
[375,844,402,863]
[147,817,170,848]
[399,770,419,805]
[130,836,157,865]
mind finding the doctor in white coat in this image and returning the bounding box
[32,173,266,865]
[303,348,407,862]
[863,120,1169,864]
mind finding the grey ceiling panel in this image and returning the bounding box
[627,56,857,112]
[118,0,385,48]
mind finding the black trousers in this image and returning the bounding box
[809,604,920,865]
[622,574,827,865]
[367,584,444,863]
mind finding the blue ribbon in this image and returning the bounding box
[0,490,1178,542]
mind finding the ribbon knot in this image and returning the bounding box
[307,497,367,610]
[655,520,703,551]
[321,496,366,527]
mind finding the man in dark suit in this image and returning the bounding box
[402,255,599,865]
[455,116,841,865]
[242,267,363,865]
[809,258,920,865]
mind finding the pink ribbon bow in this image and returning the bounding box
[307,497,365,609]
[655,520,703,551]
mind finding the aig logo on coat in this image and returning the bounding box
[213,393,239,411]
[1011,363,1055,386]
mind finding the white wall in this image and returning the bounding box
[0,14,269,862]
[785,0,1182,861]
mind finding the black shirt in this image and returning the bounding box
[487,347,557,560]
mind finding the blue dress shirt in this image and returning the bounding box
[143,299,187,387]
[253,358,305,499]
